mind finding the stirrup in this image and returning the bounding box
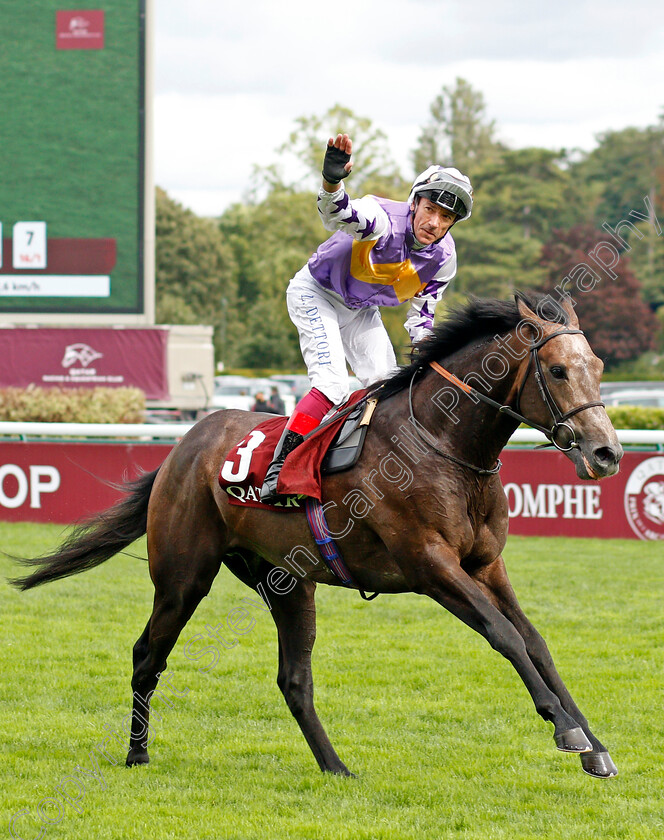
[259,429,303,503]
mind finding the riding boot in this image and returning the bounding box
[260,427,305,504]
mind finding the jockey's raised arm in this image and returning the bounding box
[260,132,474,503]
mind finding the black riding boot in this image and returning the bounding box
[260,428,304,504]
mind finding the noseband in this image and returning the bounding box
[409,327,605,475]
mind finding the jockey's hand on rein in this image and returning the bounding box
[322,143,351,186]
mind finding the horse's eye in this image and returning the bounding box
[549,365,566,380]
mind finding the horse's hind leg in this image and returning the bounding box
[126,548,222,766]
[268,576,352,776]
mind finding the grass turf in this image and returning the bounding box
[1,524,662,839]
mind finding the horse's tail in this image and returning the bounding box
[10,467,160,591]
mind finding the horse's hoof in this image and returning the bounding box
[323,764,355,777]
[554,726,593,753]
[580,751,618,778]
[126,749,149,767]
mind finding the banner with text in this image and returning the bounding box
[0,442,662,540]
[0,328,169,399]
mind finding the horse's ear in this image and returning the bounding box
[514,292,580,330]
[558,294,580,328]
[514,292,541,325]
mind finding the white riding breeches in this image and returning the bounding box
[287,268,398,405]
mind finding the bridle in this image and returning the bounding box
[514,328,604,451]
[408,327,605,475]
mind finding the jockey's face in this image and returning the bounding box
[411,198,457,245]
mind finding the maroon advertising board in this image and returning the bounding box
[0,441,663,540]
[0,441,170,523]
[502,449,664,541]
[0,328,169,399]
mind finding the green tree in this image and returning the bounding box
[573,121,664,229]
[219,187,329,368]
[412,77,503,175]
[448,147,586,299]
[250,104,408,199]
[572,119,664,307]
[155,187,237,356]
[471,147,587,239]
[452,223,545,299]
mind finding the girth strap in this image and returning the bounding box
[304,498,379,601]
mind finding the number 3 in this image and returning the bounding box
[220,430,266,482]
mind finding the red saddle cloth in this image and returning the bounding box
[218,390,368,510]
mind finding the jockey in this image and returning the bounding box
[260,133,473,503]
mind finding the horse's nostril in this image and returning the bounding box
[594,446,618,466]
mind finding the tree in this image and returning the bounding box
[250,104,408,199]
[573,121,664,229]
[218,187,328,368]
[447,147,586,300]
[155,187,236,337]
[572,120,664,307]
[539,224,658,368]
[452,223,545,299]
[470,148,587,239]
[412,78,503,175]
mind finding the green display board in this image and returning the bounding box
[0,1,146,316]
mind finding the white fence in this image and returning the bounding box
[0,422,662,447]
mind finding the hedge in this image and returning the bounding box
[0,387,145,424]
[605,405,664,431]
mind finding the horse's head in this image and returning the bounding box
[515,296,622,480]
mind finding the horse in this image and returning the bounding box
[11,293,623,779]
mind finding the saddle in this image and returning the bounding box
[321,397,378,474]
[218,393,379,509]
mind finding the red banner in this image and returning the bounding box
[0,328,169,399]
[0,441,663,540]
[502,450,664,541]
[0,441,170,523]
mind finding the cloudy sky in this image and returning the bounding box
[154,0,664,217]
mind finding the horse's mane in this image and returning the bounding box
[376,292,569,401]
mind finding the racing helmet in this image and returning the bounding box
[409,165,473,221]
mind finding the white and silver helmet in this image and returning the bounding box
[408,166,474,221]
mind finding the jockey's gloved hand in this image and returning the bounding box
[322,144,351,186]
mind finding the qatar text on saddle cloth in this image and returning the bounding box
[218,390,368,509]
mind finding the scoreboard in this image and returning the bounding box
[0,0,153,323]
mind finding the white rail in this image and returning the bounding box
[509,428,664,445]
[0,422,662,446]
[0,422,194,439]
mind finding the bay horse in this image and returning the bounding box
[12,294,623,778]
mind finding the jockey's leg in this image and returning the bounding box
[260,388,333,502]
[260,272,349,503]
[341,305,398,387]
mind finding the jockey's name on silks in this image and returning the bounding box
[300,293,332,366]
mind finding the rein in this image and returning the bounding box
[409,328,605,475]
[408,367,502,475]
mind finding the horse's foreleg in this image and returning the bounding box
[405,543,592,755]
[474,556,617,778]
[268,576,352,776]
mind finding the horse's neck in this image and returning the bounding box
[415,341,523,466]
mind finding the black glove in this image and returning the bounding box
[322,144,351,185]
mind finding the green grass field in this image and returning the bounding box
[1,524,662,840]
